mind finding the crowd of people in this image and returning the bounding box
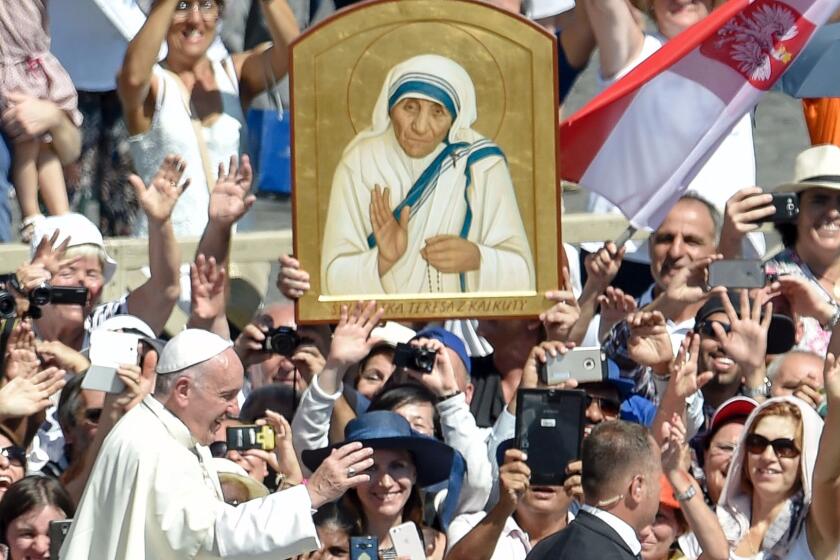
[0,0,839,559]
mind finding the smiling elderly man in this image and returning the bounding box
[62,329,374,559]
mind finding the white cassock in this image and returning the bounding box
[61,395,319,560]
[320,54,535,296]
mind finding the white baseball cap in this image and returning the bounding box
[30,213,118,284]
[95,314,156,339]
[156,329,233,374]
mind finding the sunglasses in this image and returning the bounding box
[0,445,26,467]
[585,395,621,417]
[745,433,800,459]
[694,320,731,337]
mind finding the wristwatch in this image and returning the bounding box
[674,484,696,502]
[741,377,771,399]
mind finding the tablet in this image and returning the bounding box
[515,388,586,486]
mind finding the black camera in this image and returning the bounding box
[28,284,88,307]
[0,290,15,320]
[392,342,436,373]
[261,326,301,356]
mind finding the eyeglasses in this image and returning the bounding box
[694,320,731,337]
[173,0,219,21]
[745,433,800,459]
[585,395,621,417]
[0,446,26,467]
[83,408,102,424]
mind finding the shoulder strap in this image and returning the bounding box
[160,68,217,193]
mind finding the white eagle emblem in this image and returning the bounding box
[713,4,799,82]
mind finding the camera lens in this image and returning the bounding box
[0,291,15,319]
[583,358,595,370]
[29,284,50,306]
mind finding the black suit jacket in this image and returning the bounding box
[526,510,639,560]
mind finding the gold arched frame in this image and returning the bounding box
[291,0,562,322]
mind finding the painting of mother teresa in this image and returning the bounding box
[320,55,535,295]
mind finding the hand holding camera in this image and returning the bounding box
[401,338,459,399]
[720,187,798,258]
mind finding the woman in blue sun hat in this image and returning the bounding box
[303,410,457,559]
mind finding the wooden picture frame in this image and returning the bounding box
[291,0,562,321]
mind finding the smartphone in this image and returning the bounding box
[49,519,72,559]
[708,259,766,289]
[226,425,276,452]
[540,347,605,385]
[82,330,140,393]
[515,389,586,486]
[389,522,425,560]
[751,192,799,224]
[350,536,379,560]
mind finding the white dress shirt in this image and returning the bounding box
[580,505,642,557]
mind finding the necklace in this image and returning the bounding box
[426,264,441,292]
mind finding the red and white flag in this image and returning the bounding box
[560,0,840,231]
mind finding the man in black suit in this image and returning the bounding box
[526,421,661,560]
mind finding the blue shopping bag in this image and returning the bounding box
[247,106,292,195]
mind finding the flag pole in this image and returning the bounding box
[614,225,637,248]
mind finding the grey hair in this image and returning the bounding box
[678,192,722,244]
[766,350,823,383]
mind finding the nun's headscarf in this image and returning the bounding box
[345,54,483,155]
[716,396,823,559]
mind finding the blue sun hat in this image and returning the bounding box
[301,410,456,487]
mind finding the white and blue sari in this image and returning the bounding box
[321,54,535,295]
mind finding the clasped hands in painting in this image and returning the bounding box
[370,184,480,277]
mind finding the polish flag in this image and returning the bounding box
[560,0,840,231]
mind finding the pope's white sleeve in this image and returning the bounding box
[214,485,320,559]
[465,160,535,292]
[291,375,343,475]
[320,163,387,295]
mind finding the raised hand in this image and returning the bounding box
[405,337,459,398]
[0,366,65,418]
[627,310,674,367]
[327,301,384,368]
[4,320,39,380]
[259,410,305,487]
[30,229,79,276]
[190,254,226,322]
[130,154,190,223]
[208,155,256,227]
[660,413,691,475]
[101,363,155,423]
[289,345,326,387]
[306,442,374,508]
[276,255,310,299]
[540,268,581,342]
[664,255,720,306]
[774,275,836,326]
[584,241,625,292]
[823,352,840,413]
[496,448,531,516]
[421,235,480,273]
[370,185,408,276]
[718,187,774,257]
[711,289,771,373]
[666,334,713,400]
[598,286,637,341]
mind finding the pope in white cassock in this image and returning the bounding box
[61,329,375,559]
[321,54,536,295]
